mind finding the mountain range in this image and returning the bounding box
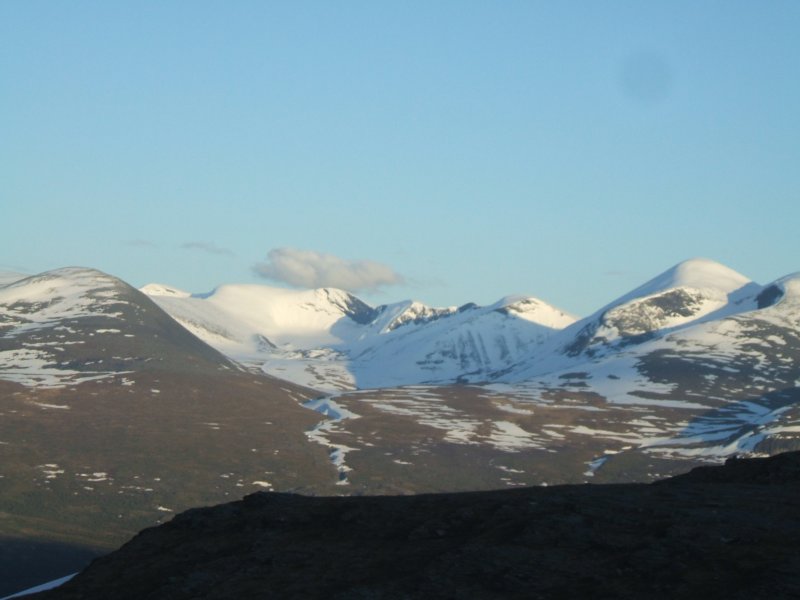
[140,257,800,488]
[140,280,576,391]
[1,258,799,595]
[140,258,798,391]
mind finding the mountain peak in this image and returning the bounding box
[140,283,191,298]
[664,257,751,290]
[1,267,127,306]
[557,259,761,359]
[378,300,456,332]
[314,287,377,325]
[493,295,577,327]
[607,258,753,313]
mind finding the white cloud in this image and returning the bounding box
[253,248,404,293]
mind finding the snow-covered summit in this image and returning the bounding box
[165,284,375,347]
[600,258,754,314]
[554,259,763,359]
[141,280,575,390]
[369,300,458,334]
[0,266,236,388]
[492,295,577,328]
[757,272,800,306]
[750,273,800,331]
[136,283,381,365]
[365,295,576,337]
[0,267,130,327]
[139,283,191,298]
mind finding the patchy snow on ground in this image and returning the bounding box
[487,421,544,452]
[0,268,135,388]
[302,395,362,484]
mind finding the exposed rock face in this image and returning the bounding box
[37,452,800,599]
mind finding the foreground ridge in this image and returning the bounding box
[37,452,800,599]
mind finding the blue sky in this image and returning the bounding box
[2,1,799,315]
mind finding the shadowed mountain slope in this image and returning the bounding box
[36,451,800,599]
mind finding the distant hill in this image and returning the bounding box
[0,268,337,596]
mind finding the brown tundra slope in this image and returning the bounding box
[0,268,339,596]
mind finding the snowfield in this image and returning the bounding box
[142,280,576,390]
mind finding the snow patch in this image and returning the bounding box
[0,574,75,598]
[302,396,361,485]
[488,421,543,452]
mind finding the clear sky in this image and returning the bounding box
[2,1,799,316]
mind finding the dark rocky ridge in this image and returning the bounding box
[37,452,800,599]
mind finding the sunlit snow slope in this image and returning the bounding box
[142,283,576,390]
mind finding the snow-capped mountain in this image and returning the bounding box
[141,257,797,395]
[0,267,340,596]
[345,295,575,388]
[141,282,576,390]
[141,283,376,349]
[547,257,762,362]
[483,259,800,478]
[0,267,238,387]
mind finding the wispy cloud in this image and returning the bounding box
[124,239,158,248]
[253,247,405,293]
[181,241,235,257]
